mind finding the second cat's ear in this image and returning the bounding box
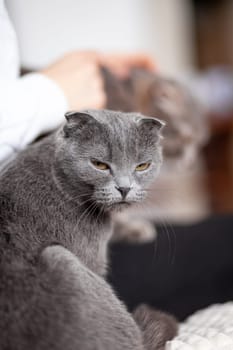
[64,111,96,137]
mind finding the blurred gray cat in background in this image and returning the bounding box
[102,68,209,242]
[0,110,177,350]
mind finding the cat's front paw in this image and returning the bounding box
[133,304,178,350]
[113,214,157,244]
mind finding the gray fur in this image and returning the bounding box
[0,110,176,350]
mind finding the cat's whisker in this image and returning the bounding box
[129,196,176,266]
[145,199,177,266]
[76,192,94,198]
[95,203,105,225]
[85,202,100,224]
[70,201,98,243]
[78,197,94,207]
[91,204,106,233]
[132,200,159,262]
[71,201,97,236]
[65,197,93,216]
[142,187,178,193]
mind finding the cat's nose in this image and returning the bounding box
[115,186,131,199]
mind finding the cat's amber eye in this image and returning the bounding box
[135,162,151,172]
[91,160,109,171]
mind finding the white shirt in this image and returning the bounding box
[0,0,68,169]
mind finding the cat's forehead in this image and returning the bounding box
[85,109,137,125]
[89,110,140,156]
[84,110,139,142]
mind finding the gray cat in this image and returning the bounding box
[0,110,177,350]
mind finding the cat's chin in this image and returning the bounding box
[106,201,132,212]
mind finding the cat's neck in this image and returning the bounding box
[67,202,112,277]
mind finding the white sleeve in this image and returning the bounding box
[0,73,68,166]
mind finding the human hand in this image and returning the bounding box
[100,52,156,78]
[42,51,106,110]
[42,51,156,110]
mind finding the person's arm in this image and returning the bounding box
[0,73,68,167]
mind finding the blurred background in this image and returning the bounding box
[6,0,194,75]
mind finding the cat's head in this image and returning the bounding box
[131,71,209,167]
[54,110,164,211]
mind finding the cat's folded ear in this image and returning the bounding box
[136,116,165,146]
[137,116,165,139]
[63,111,97,137]
[138,117,165,130]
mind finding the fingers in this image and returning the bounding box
[108,53,156,69]
[100,52,157,78]
[75,62,106,108]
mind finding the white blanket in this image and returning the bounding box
[166,302,233,350]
